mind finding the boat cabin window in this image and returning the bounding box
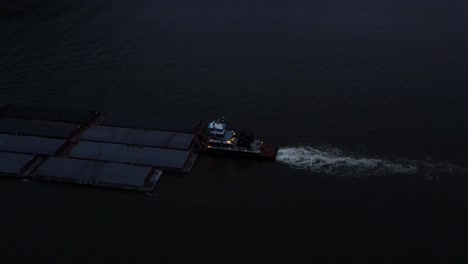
[210,128,225,135]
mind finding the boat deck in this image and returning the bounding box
[0,105,205,191]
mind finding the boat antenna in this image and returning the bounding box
[218,116,226,123]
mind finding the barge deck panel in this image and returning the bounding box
[69,141,194,172]
[0,134,65,155]
[0,118,79,138]
[0,152,35,176]
[81,125,195,149]
[0,105,95,123]
[101,113,202,133]
[35,157,161,191]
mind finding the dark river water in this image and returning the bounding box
[1,0,468,262]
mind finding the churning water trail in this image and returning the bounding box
[276,146,466,178]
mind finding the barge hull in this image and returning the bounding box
[203,145,277,161]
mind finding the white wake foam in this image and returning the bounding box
[276,146,419,176]
[276,146,468,178]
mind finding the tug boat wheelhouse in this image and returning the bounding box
[202,118,277,160]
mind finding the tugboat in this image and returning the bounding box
[201,118,277,160]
